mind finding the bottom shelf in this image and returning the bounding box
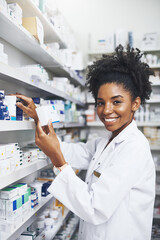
[5,194,55,240]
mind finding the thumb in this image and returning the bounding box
[48,119,55,135]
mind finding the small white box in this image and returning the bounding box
[36,105,60,126]
[4,96,16,120]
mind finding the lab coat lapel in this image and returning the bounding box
[86,138,110,180]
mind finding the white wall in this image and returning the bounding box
[49,0,160,62]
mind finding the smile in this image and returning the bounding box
[104,118,119,122]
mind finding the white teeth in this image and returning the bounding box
[104,118,117,122]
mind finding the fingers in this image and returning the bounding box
[16,102,30,113]
[48,120,55,135]
[36,120,44,137]
[16,94,32,104]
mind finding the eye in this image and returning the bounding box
[113,100,121,105]
[97,101,104,106]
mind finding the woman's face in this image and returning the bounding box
[96,83,140,138]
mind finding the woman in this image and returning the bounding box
[16,45,155,240]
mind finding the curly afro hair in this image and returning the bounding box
[86,45,154,105]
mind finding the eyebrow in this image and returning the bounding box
[97,95,124,100]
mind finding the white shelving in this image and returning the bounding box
[0,10,85,88]
[153,214,160,219]
[0,159,52,189]
[0,120,85,132]
[0,62,85,106]
[87,121,160,127]
[5,194,55,240]
[147,99,160,103]
[6,0,68,48]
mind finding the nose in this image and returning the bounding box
[103,103,113,115]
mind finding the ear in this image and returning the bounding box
[131,97,141,112]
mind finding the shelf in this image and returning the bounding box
[88,51,114,55]
[44,209,70,240]
[156,166,160,171]
[151,83,160,86]
[137,122,160,127]
[142,49,160,53]
[87,121,160,128]
[0,120,35,131]
[156,190,160,196]
[149,64,160,69]
[151,146,160,151]
[0,120,86,132]
[6,194,55,240]
[6,0,68,48]
[0,63,85,106]
[0,11,85,88]
[64,122,85,128]
[153,214,160,219]
[146,99,160,103]
[87,121,103,127]
[0,159,52,189]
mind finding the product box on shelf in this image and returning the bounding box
[0,187,18,199]
[22,17,44,44]
[8,2,22,25]
[11,183,27,196]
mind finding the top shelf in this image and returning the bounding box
[0,10,85,87]
[6,0,67,48]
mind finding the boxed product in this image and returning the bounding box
[11,183,27,195]
[36,105,60,126]
[5,196,22,220]
[0,187,18,199]
[0,216,19,233]
[0,145,5,160]
[8,2,22,25]
[0,158,11,176]
[0,199,5,219]
[4,96,16,120]
[22,17,44,44]
[20,231,36,240]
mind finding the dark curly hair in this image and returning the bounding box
[86,45,154,105]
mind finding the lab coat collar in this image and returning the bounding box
[111,120,138,147]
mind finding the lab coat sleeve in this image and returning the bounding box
[48,140,154,225]
[57,137,101,169]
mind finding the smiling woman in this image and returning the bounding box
[16,45,156,240]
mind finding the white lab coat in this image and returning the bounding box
[48,120,155,240]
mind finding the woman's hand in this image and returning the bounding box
[16,94,38,124]
[35,120,66,167]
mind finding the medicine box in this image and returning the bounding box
[0,216,20,233]
[22,17,44,44]
[0,145,5,160]
[5,196,22,220]
[0,158,11,176]
[4,96,16,120]
[11,183,27,195]
[0,187,18,199]
[36,105,60,126]
[20,231,36,240]
[0,199,5,219]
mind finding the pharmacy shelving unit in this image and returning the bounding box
[0,7,85,87]
[0,2,86,239]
